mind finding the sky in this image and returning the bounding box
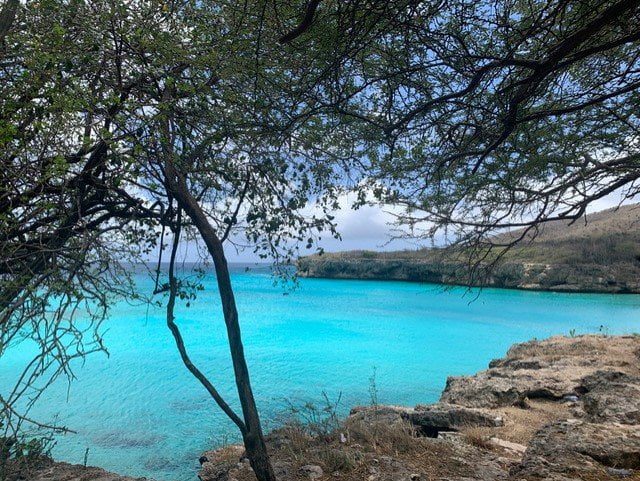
[222,192,422,262]
[219,187,634,262]
[155,186,633,264]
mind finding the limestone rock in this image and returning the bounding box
[410,403,503,434]
[15,459,148,481]
[488,437,526,455]
[296,256,640,293]
[349,403,502,437]
[511,420,640,479]
[348,405,415,425]
[579,371,640,424]
[199,445,245,481]
[440,336,640,408]
[300,464,323,479]
[439,369,569,408]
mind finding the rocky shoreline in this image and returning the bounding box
[16,335,640,481]
[296,258,640,294]
[200,335,640,481]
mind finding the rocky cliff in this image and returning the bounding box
[296,257,640,293]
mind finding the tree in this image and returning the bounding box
[0,0,166,451]
[1,0,381,479]
[323,0,640,269]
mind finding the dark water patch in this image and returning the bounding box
[92,431,166,448]
[143,454,182,472]
[169,396,210,412]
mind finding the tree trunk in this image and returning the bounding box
[0,0,18,43]
[165,169,276,481]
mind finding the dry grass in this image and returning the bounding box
[260,417,482,481]
[456,399,571,448]
[461,428,494,450]
[344,417,419,455]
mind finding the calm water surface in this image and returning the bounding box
[3,266,640,480]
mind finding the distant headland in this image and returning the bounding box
[298,204,640,293]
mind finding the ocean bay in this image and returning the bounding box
[3,266,640,480]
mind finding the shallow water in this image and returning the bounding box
[2,266,640,480]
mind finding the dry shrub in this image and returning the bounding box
[315,447,359,473]
[461,428,493,450]
[345,417,418,455]
[272,425,362,474]
[271,422,314,460]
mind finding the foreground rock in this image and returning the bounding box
[512,420,640,480]
[580,371,640,424]
[200,335,640,481]
[441,335,640,408]
[197,335,640,481]
[349,403,504,437]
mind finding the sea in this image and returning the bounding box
[2,264,640,480]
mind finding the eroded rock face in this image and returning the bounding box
[440,336,640,409]
[440,372,539,408]
[348,403,503,437]
[511,420,640,480]
[410,403,504,433]
[348,405,415,425]
[579,371,640,424]
[296,257,640,293]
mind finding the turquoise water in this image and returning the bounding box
[2,266,640,480]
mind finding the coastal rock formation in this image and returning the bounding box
[297,203,640,294]
[440,335,640,408]
[199,445,248,481]
[580,371,640,424]
[348,405,415,425]
[409,403,504,433]
[296,257,640,293]
[349,403,504,437]
[200,335,640,481]
[512,420,640,479]
[5,458,149,481]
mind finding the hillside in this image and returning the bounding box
[297,204,640,293]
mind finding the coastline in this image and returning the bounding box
[296,257,640,294]
[199,334,640,481]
